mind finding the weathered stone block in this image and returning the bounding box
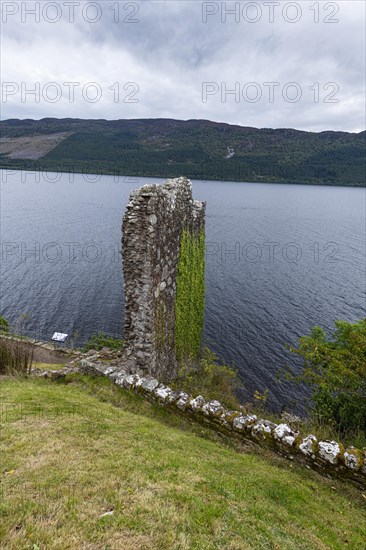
[202,400,225,418]
[189,395,206,412]
[141,377,160,393]
[176,393,191,411]
[318,441,342,465]
[154,385,173,402]
[344,447,363,471]
[232,414,257,431]
[274,424,298,447]
[298,434,317,458]
[251,419,276,440]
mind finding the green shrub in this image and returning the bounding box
[0,316,9,333]
[82,333,125,352]
[173,347,242,410]
[289,319,366,435]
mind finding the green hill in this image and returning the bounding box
[0,118,365,185]
[1,375,365,549]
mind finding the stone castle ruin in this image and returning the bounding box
[122,177,206,381]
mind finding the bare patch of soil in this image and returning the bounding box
[0,132,72,160]
[32,346,73,365]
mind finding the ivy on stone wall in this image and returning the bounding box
[175,228,205,362]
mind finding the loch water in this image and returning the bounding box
[1,171,365,411]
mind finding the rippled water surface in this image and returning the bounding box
[1,171,365,411]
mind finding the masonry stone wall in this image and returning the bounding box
[48,357,366,490]
[122,177,205,381]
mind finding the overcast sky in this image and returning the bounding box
[0,0,365,132]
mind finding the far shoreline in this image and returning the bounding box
[0,167,364,189]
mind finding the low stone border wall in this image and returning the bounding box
[37,357,366,489]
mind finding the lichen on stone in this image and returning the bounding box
[167,390,188,404]
[141,377,159,393]
[189,395,206,412]
[219,410,240,427]
[273,424,298,447]
[251,419,276,440]
[176,393,191,411]
[298,434,318,458]
[232,414,257,431]
[202,400,225,417]
[154,385,173,401]
[318,441,342,465]
[344,447,363,471]
[122,374,140,389]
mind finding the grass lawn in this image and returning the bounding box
[1,375,365,549]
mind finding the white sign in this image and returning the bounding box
[52,332,68,343]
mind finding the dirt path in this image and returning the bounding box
[32,346,73,365]
[0,336,76,365]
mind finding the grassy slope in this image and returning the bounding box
[1,375,366,549]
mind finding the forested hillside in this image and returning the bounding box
[0,118,364,185]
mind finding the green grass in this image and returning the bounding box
[1,376,366,549]
[82,333,125,352]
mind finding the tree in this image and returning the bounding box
[290,319,366,434]
[0,316,9,333]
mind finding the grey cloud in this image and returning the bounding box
[0,0,364,132]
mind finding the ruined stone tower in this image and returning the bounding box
[122,177,206,381]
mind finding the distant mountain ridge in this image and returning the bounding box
[0,118,365,185]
